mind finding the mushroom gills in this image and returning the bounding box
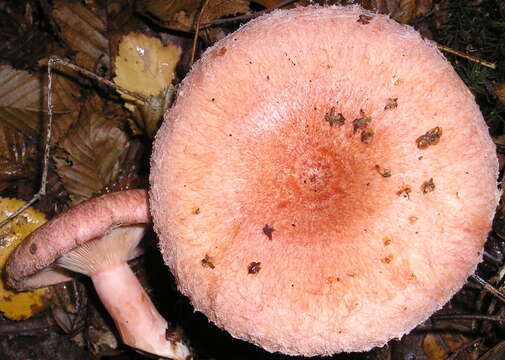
[56,226,145,275]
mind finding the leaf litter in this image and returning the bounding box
[0,0,503,359]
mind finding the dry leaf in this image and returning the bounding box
[493,83,505,105]
[391,0,433,24]
[480,341,505,360]
[0,2,53,67]
[423,333,473,360]
[306,0,432,23]
[106,0,140,33]
[140,0,250,32]
[494,135,505,185]
[0,198,50,320]
[114,32,181,137]
[252,0,291,7]
[86,305,120,357]
[114,33,181,99]
[54,96,130,205]
[129,86,176,138]
[0,65,80,143]
[0,123,37,185]
[51,0,110,72]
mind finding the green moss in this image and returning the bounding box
[433,0,505,135]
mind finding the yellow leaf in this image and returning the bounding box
[0,198,50,320]
[114,32,181,102]
[113,32,181,136]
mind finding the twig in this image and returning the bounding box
[437,44,496,69]
[432,314,505,322]
[48,56,147,103]
[471,274,505,304]
[201,0,298,29]
[0,56,151,228]
[0,57,59,228]
[0,315,55,335]
[190,0,210,67]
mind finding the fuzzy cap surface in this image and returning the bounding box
[150,5,499,356]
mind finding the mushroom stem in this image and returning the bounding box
[92,263,191,360]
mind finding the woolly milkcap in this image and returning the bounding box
[150,5,499,356]
[5,190,191,360]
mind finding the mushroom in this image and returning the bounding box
[5,189,191,360]
[149,5,499,357]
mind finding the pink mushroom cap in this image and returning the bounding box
[150,5,499,356]
[5,189,150,289]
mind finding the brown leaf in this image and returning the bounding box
[391,0,433,24]
[54,96,130,205]
[106,0,141,34]
[0,123,37,184]
[252,0,294,7]
[423,333,473,360]
[86,304,120,357]
[0,2,53,67]
[140,0,250,32]
[493,83,505,106]
[0,65,80,144]
[51,0,110,72]
[306,0,432,24]
[480,341,505,360]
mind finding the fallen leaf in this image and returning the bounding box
[493,83,505,105]
[114,33,180,100]
[106,0,141,33]
[494,135,505,186]
[0,65,80,144]
[423,332,473,360]
[305,0,432,24]
[0,123,38,184]
[252,0,292,7]
[480,341,505,360]
[0,2,53,67]
[51,0,110,72]
[0,198,50,320]
[140,0,250,32]
[392,0,433,24]
[86,304,120,357]
[114,32,180,137]
[54,96,130,205]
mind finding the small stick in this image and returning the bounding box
[0,56,150,228]
[201,0,298,29]
[0,315,55,335]
[437,44,496,69]
[471,274,505,304]
[48,56,147,103]
[190,0,210,67]
[432,314,505,322]
[0,57,59,228]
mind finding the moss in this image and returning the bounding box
[433,0,505,135]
